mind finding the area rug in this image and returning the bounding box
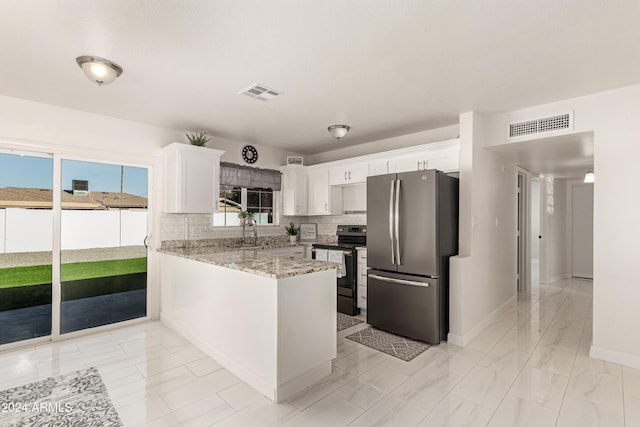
[346,327,431,361]
[0,367,122,426]
[337,312,364,332]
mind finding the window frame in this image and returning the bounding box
[214,185,280,227]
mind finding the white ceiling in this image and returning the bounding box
[486,132,594,178]
[1,1,639,162]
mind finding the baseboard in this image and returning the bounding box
[542,273,571,284]
[447,295,516,347]
[590,344,640,369]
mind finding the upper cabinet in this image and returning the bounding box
[281,165,308,216]
[368,160,388,177]
[387,140,460,174]
[307,168,342,216]
[388,156,429,173]
[162,143,225,213]
[329,163,368,186]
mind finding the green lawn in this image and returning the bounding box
[0,258,147,289]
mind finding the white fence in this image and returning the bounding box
[0,208,147,253]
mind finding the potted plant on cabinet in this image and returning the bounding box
[185,131,211,146]
[245,211,255,225]
[285,223,299,244]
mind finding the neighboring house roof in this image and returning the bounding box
[0,187,148,209]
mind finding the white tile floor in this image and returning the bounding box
[1,278,638,426]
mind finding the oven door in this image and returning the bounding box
[312,245,358,314]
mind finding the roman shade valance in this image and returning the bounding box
[220,162,282,191]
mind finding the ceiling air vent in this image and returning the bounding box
[508,112,573,140]
[239,83,282,101]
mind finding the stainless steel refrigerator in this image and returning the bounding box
[367,169,458,344]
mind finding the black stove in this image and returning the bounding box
[312,225,366,316]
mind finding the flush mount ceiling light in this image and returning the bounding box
[584,170,595,183]
[328,125,350,140]
[75,55,123,86]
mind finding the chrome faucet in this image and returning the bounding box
[242,222,258,246]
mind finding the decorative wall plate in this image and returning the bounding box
[242,145,258,164]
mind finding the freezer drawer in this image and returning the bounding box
[366,271,443,344]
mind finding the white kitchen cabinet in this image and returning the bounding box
[307,168,342,215]
[281,165,308,215]
[162,143,225,213]
[387,141,459,174]
[368,160,388,177]
[329,163,368,186]
[357,248,367,309]
[388,155,431,173]
[425,153,460,173]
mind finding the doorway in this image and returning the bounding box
[0,150,149,346]
[571,183,594,279]
[517,169,530,293]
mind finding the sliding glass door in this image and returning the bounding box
[0,152,53,345]
[0,150,149,346]
[60,159,148,334]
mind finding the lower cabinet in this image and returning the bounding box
[357,248,367,309]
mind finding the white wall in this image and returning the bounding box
[121,210,148,247]
[531,179,540,260]
[1,209,148,252]
[530,178,540,285]
[5,209,53,252]
[0,209,5,253]
[208,136,302,168]
[61,211,120,250]
[448,112,517,345]
[483,84,640,368]
[539,176,569,283]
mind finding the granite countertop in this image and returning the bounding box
[159,244,340,279]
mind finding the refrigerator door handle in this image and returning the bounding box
[368,274,430,288]
[394,179,401,265]
[389,179,395,264]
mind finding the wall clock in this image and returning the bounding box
[242,145,258,164]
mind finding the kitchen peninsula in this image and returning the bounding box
[158,245,339,403]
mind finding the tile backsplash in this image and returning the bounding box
[160,212,366,247]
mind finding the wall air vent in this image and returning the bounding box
[239,83,282,102]
[508,112,573,140]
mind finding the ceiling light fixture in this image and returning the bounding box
[584,170,595,183]
[75,55,123,86]
[328,125,350,140]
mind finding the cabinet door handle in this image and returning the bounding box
[348,171,351,179]
[325,202,328,211]
[344,171,347,180]
[417,161,421,170]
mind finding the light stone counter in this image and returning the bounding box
[159,244,338,279]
